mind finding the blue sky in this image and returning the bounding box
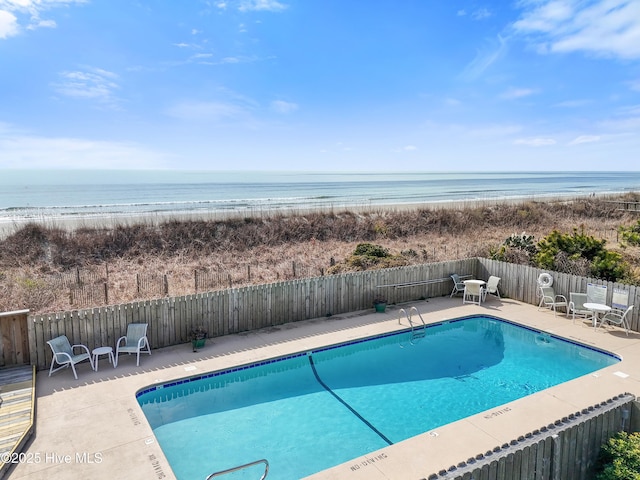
[1,0,639,171]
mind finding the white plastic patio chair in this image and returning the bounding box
[47,335,94,379]
[450,274,466,297]
[538,286,568,317]
[115,323,151,367]
[569,292,591,323]
[484,276,501,301]
[463,281,483,305]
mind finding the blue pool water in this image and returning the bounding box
[137,315,619,479]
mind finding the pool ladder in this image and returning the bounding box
[206,459,269,479]
[398,306,426,344]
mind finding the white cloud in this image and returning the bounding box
[403,145,417,151]
[238,0,287,12]
[500,87,538,100]
[472,8,492,20]
[0,0,86,38]
[0,127,168,169]
[0,9,18,38]
[513,137,557,146]
[513,0,640,59]
[52,67,120,106]
[569,135,601,145]
[460,35,507,80]
[270,100,298,114]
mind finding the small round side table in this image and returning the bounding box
[92,346,115,371]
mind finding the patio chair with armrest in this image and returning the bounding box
[115,323,151,367]
[450,274,466,297]
[484,276,501,301]
[538,286,568,317]
[47,335,94,379]
[598,288,633,335]
[569,292,591,323]
[600,305,633,336]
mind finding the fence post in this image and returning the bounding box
[136,273,141,294]
[194,270,198,293]
[292,261,297,278]
[75,266,81,284]
[247,265,251,281]
[163,274,169,296]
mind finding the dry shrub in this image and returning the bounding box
[1,196,638,314]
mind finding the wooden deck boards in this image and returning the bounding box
[0,365,35,479]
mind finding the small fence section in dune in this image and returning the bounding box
[49,261,325,308]
[53,266,109,307]
[136,273,169,297]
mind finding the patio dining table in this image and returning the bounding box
[584,302,611,330]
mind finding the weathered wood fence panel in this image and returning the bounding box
[443,395,635,480]
[26,258,640,369]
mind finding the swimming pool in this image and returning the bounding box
[137,315,619,479]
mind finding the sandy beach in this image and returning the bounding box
[0,193,608,240]
[1,192,637,315]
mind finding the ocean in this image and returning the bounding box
[1,170,639,233]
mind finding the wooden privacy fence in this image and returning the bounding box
[27,257,640,369]
[438,393,637,480]
[28,258,478,369]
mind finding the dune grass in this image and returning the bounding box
[1,195,639,314]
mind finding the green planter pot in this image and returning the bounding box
[192,338,206,352]
[374,302,387,313]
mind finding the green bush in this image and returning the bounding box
[534,229,627,282]
[619,220,640,246]
[353,243,390,258]
[596,431,640,480]
[327,242,407,273]
[491,232,537,263]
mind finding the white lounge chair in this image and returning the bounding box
[538,286,568,317]
[569,292,591,323]
[47,335,94,379]
[463,281,483,305]
[450,274,466,297]
[484,276,501,301]
[115,323,151,367]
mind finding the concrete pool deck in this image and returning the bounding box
[7,296,640,480]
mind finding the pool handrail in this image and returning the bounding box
[398,307,426,344]
[206,458,269,479]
